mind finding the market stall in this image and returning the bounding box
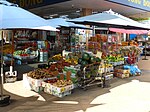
[0,0,57,106]
[46,18,91,53]
[21,9,150,98]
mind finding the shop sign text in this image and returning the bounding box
[107,0,150,11]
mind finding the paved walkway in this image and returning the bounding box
[0,56,150,112]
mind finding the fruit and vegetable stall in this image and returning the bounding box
[23,42,142,97]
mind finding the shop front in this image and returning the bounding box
[2,0,150,100]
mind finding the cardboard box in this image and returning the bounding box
[23,73,32,90]
[51,84,74,93]
[23,73,56,93]
[44,82,74,97]
[114,73,129,78]
[105,74,114,80]
[30,84,44,93]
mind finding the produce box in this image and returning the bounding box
[30,84,44,93]
[109,61,124,66]
[98,67,113,74]
[51,84,73,93]
[63,66,79,75]
[44,82,74,97]
[114,72,129,78]
[24,75,44,92]
[106,67,114,72]
[23,73,56,93]
[23,73,32,90]
[114,69,130,74]
[44,87,72,98]
[105,73,114,80]
[98,68,105,74]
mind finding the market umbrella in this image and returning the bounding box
[69,9,150,30]
[47,18,91,29]
[0,0,57,106]
[0,0,57,31]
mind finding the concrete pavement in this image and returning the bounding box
[0,56,150,112]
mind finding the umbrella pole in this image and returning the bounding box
[92,25,95,36]
[0,30,11,107]
[1,31,4,100]
[10,31,14,73]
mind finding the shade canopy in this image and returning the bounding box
[0,0,57,31]
[109,28,148,34]
[69,9,150,30]
[47,18,91,29]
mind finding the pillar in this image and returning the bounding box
[81,8,93,17]
[80,8,93,50]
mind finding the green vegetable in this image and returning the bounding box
[90,56,96,63]
[81,60,88,66]
[96,57,101,62]
[82,52,90,61]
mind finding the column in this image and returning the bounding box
[81,8,93,50]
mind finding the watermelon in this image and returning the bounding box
[82,52,90,61]
[90,56,96,63]
[96,57,101,62]
[81,60,88,67]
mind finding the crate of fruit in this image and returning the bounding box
[43,79,74,97]
[114,73,129,78]
[51,83,74,93]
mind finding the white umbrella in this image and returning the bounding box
[69,9,150,30]
[0,0,57,31]
[47,18,91,29]
[0,0,57,106]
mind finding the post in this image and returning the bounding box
[92,25,95,37]
[10,30,15,73]
[1,30,4,99]
[142,36,148,60]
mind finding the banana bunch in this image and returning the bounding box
[65,58,78,65]
[52,54,63,61]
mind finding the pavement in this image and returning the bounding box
[0,56,150,112]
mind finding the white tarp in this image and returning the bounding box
[0,0,57,31]
[47,18,90,29]
[69,9,150,30]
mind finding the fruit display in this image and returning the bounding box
[65,52,82,65]
[45,78,58,84]
[119,46,142,57]
[78,52,101,68]
[49,54,63,62]
[89,34,107,42]
[27,68,57,79]
[13,50,29,56]
[88,42,101,52]
[48,60,71,72]
[52,80,73,87]
[105,54,124,62]
[88,34,103,54]
[121,41,138,46]
[1,44,13,54]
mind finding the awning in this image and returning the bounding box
[109,28,149,34]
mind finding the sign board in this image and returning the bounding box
[107,0,150,11]
[8,0,70,9]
